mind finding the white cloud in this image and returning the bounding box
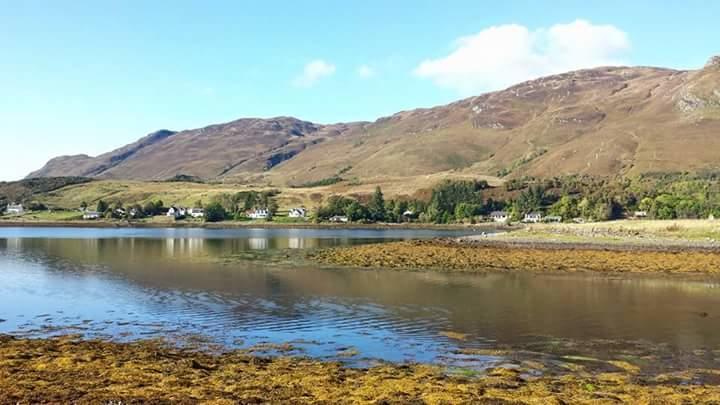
[293,59,336,88]
[357,64,375,78]
[414,19,630,94]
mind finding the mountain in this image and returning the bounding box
[30,57,720,185]
[29,118,362,181]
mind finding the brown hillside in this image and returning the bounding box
[30,58,720,184]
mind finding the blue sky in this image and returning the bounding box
[1,0,719,181]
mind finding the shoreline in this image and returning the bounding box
[0,219,510,232]
[1,334,717,403]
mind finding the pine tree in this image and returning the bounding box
[368,186,386,222]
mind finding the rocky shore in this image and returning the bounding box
[1,335,719,404]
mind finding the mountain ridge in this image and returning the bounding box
[29,57,720,184]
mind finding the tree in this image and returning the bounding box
[344,200,368,222]
[80,201,88,211]
[454,203,480,222]
[393,200,409,222]
[317,195,355,219]
[513,185,546,218]
[143,201,158,216]
[96,200,109,213]
[549,195,577,220]
[267,199,279,217]
[204,202,226,222]
[368,186,386,222]
[426,180,485,223]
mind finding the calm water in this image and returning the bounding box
[1,227,719,370]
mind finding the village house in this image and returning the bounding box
[329,215,349,223]
[5,203,24,215]
[188,208,204,218]
[82,211,101,220]
[633,210,648,219]
[523,212,543,223]
[288,208,306,218]
[166,206,187,219]
[248,208,270,220]
[489,211,508,223]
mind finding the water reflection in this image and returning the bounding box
[1,228,720,368]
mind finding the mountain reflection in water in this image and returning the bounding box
[1,228,719,369]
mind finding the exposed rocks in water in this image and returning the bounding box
[310,239,720,275]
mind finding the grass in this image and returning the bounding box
[1,210,83,221]
[516,219,720,242]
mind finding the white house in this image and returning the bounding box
[167,206,187,218]
[5,203,24,215]
[248,208,270,219]
[188,208,204,218]
[329,215,349,223]
[288,208,306,218]
[523,212,543,223]
[489,211,508,223]
[83,211,101,220]
[634,210,648,218]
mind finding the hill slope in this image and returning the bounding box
[30,57,720,184]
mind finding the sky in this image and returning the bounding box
[1,0,719,181]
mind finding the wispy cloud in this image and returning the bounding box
[356,64,375,78]
[293,59,336,88]
[414,19,630,94]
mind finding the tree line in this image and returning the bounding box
[313,172,720,224]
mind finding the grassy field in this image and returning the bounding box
[1,210,83,221]
[37,180,320,211]
[512,219,720,242]
[32,176,495,213]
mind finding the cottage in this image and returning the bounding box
[329,215,349,223]
[167,206,187,218]
[523,212,543,223]
[5,203,24,215]
[288,208,306,218]
[188,208,204,218]
[248,209,270,219]
[489,211,508,223]
[634,210,648,219]
[82,211,101,220]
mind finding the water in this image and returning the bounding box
[1,227,719,370]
